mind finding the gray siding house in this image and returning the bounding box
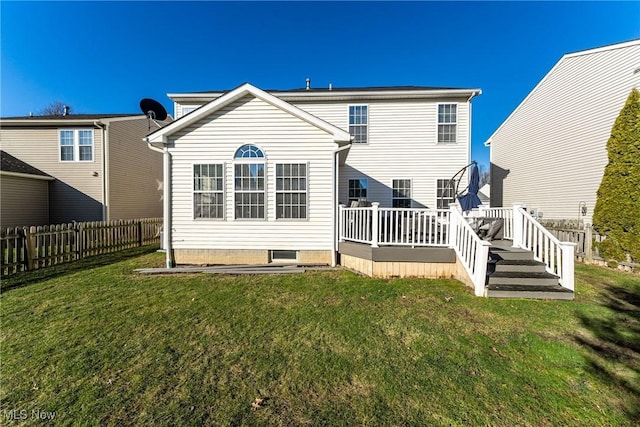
[486,39,640,224]
[0,114,170,227]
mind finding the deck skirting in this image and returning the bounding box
[338,242,473,285]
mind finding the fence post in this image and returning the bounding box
[371,202,379,248]
[584,224,593,262]
[24,226,36,271]
[76,222,84,260]
[512,203,524,249]
[138,220,144,247]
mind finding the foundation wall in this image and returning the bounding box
[173,249,332,265]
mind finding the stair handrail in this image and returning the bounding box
[515,206,576,291]
[449,204,491,296]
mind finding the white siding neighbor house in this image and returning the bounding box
[486,39,640,224]
[146,83,481,268]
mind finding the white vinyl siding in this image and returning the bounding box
[59,129,94,162]
[293,98,471,209]
[489,41,640,223]
[168,95,337,251]
[194,164,224,219]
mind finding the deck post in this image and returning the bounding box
[474,240,491,296]
[512,203,524,248]
[371,202,379,248]
[559,242,576,291]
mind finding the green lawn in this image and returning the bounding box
[1,249,639,426]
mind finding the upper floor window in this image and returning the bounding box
[276,163,307,219]
[349,105,368,144]
[392,179,411,208]
[181,107,197,117]
[437,104,457,143]
[59,129,94,162]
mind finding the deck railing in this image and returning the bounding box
[449,206,491,296]
[512,205,576,291]
[339,204,450,248]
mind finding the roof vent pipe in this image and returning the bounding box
[329,83,332,91]
[63,105,69,116]
[306,78,310,90]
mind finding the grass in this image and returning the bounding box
[1,252,639,426]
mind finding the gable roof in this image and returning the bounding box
[169,85,481,103]
[146,83,353,144]
[485,38,640,146]
[0,150,54,180]
[0,114,148,127]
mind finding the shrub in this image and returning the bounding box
[592,88,640,262]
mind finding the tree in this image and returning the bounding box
[39,101,72,116]
[478,163,490,187]
[592,88,640,261]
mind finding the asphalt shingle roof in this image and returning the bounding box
[0,150,51,178]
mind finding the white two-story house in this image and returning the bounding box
[145,83,481,268]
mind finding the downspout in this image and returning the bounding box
[94,121,109,221]
[332,143,352,267]
[145,137,173,268]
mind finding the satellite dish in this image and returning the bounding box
[139,98,168,121]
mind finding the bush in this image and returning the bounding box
[593,88,640,262]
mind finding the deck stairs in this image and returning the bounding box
[485,240,574,300]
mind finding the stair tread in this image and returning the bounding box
[486,284,572,293]
[496,259,545,266]
[490,271,558,279]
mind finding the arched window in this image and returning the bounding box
[234,144,265,219]
[234,144,264,159]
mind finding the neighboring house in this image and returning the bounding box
[1,150,54,227]
[146,82,481,266]
[486,39,640,224]
[0,114,171,227]
[478,183,490,205]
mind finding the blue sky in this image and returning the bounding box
[1,1,638,168]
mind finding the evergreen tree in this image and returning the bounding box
[592,88,640,261]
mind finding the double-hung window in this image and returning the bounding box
[276,163,307,219]
[194,164,224,219]
[349,105,368,143]
[437,104,457,143]
[348,179,368,204]
[234,144,265,219]
[59,129,94,161]
[392,179,411,208]
[437,179,456,209]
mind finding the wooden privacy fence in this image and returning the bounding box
[1,218,162,277]
[540,222,605,261]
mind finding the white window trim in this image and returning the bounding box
[274,161,310,221]
[192,163,225,221]
[391,178,412,208]
[59,128,94,162]
[348,104,369,144]
[436,103,458,144]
